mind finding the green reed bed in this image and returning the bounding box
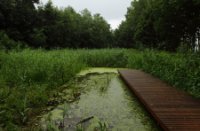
[127,50,200,98]
[0,49,86,129]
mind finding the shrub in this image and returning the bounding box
[0,31,25,51]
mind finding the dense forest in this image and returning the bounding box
[115,0,200,51]
[0,0,113,49]
[0,0,200,51]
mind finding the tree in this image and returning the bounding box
[0,0,39,45]
[116,0,200,51]
[0,0,114,49]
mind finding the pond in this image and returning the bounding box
[37,68,160,131]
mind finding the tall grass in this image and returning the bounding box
[127,50,200,98]
[77,48,128,67]
[0,49,86,129]
[0,48,200,129]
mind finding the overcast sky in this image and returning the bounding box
[40,0,132,29]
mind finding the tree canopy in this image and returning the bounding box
[0,0,113,49]
[115,0,200,51]
[0,0,200,51]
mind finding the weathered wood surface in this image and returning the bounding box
[119,69,200,131]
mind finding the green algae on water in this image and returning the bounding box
[77,67,119,76]
[39,68,160,131]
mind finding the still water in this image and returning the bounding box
[39,68,160,131]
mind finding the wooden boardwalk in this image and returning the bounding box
[118,69,200,131]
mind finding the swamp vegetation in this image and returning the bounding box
[0,49,200,130]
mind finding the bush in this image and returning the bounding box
[0,31,25,51]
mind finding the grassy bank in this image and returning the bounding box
[127,50,200,98]
[0,49,200,129]
[0,49,87,130]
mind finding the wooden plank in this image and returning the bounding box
[118,69,200,131]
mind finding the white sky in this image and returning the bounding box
[39,0,132,29]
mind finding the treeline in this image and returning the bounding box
[115,0,200,51]
[1,0,200,51]
[0,0,113,49]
